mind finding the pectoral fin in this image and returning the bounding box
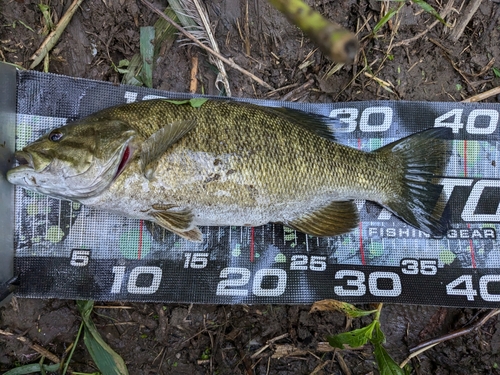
[285,201,359,237]
[140,118,197,179]
[151,204,203,242]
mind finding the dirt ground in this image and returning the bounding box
[1,0,500,374]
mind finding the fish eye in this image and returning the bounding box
[49,130,63,142]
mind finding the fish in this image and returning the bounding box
[6,99,451,242]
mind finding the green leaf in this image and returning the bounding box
[370,320,385,345]
[412,0,448,26]
[121,54,144,86]
[311,299,377,318]
[373,341,405,375]
[38,4,54,32]
[77,300,129,375]
[140,26,155,88]
[373,6,401,34]
[16,20,35,33]
[3,363,60,375]
[189,98,209,108]
[153,7,179,57]
[166,99,190,105]
[327,320,377,349]
[493,67,500,78]
[165,98,209,108]
[118,59,130,68]
[370,307,401,375]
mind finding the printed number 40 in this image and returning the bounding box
[446,274,500,302]
[434,109,499,134]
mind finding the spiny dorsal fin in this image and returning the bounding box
[140,118,197,179]
[255,105,338,141]
[285,200,359,237]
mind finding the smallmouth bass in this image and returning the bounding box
[7,99,451,242]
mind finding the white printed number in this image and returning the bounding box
[216,267,287,297]
[70,249,91,267]
[334,270,402,297]
[111,266,162,295]
[329,107,393,132]
[446,274,500,302]
[290,255,327,271]
[184,252,209,269]
[434,109,499,134]
[400,259,438,275]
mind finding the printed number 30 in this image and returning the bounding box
[334,270,402,297]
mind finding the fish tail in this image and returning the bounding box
[375,127,452,236]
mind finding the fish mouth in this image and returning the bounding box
[13,151,35,170]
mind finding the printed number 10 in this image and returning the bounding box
[111,266,162,295]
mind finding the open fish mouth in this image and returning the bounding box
[13,151,35,170]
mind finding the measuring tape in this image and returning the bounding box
[2,63,500,307]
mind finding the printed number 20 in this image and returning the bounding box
[216,267,287,297]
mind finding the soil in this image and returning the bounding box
[1,0,500,374]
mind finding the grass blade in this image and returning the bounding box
[412,0,448,26]
[373,5,402,34]
[3,363,60,375]
[77,300,129,375]
[153,7,179,57]
[121,54,144,86]
[140,26,155,88]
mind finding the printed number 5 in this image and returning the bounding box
[70,249,91,267]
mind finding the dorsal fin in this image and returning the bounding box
[259,106,338,141]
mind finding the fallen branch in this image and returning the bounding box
[462,85,500,103]
[268,0,358,63]
[140,0,273,91]
[29,0,84,69]
[392,0,455,48]
[448,0,482,42]
[0,329,60,364]
[400,309,500,368]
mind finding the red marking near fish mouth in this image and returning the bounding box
[115,145,131,179]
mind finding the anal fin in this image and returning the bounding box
[151,204,203,242]
[285,201,359,237]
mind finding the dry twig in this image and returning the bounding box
[29,0,84,69]
[400,309,500,368]
[462,86,500,102]
[0,329,60,364]
[448,0,483,42]
[392,0,455,48]
[190,54,199,93]
[251,333,289,358]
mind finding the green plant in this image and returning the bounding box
[326,302,409,375]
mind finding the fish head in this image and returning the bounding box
[7,120,136,200]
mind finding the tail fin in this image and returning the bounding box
[375,127,452,236]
